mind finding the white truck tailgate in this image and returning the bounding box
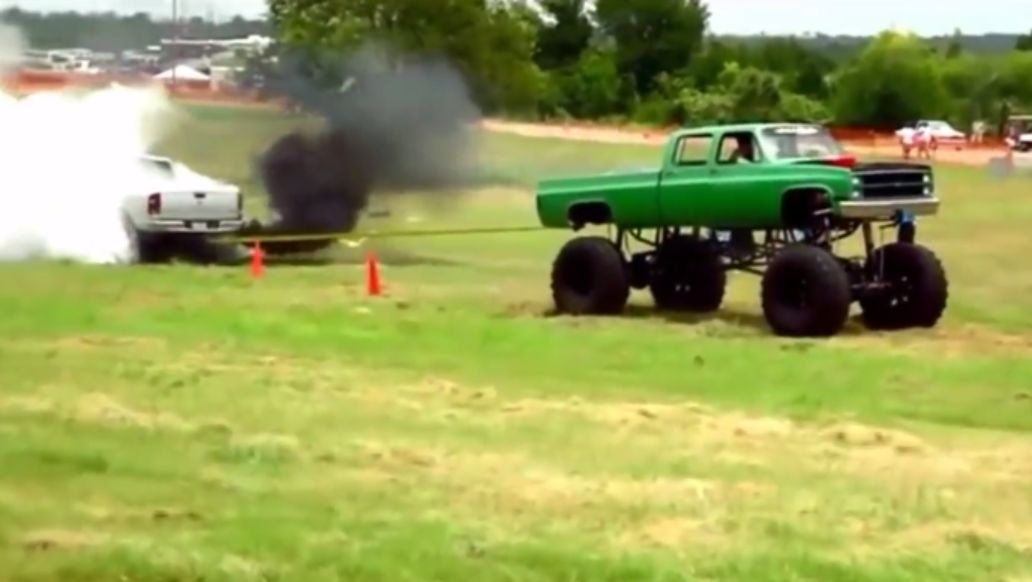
[157,188,240,221]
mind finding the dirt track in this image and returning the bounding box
[480,119,1014,168]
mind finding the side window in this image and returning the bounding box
[674,134,712,166]
[717,132,762,165]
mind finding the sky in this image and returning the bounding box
[2,0,1029,36]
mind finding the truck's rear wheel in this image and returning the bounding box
[649,235,726,312]
[761,244,852,337]
[551,236,630,315]
[175,236,248,266]
[137,233,175,264]
[122,216,172,265]
[860,242,948,330]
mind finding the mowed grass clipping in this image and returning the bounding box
[0,103,1029,581]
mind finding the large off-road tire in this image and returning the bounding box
[860,242,948,330]
[761,244,852,337]
[551,236,630,315]
[649,235,726,312]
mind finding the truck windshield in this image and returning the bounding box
[758,125,844,160]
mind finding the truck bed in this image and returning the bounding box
[536,168,661,228]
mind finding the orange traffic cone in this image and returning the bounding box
[365,250,381,296]
[250,242,265,279]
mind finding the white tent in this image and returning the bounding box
[153,65,210,81]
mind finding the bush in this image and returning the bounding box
[552,47,623,119]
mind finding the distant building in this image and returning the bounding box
[159,35,273,63]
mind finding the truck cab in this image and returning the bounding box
[654,124,857,229]
[537,122,937,233]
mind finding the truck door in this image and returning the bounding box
[707,131,779,227]
[657,132,715,226]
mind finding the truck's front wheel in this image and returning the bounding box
[649,235,726,312]
[860,242,948,330]
[761,244,852,337]
[551,236,630,315]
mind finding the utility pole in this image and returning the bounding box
[171,0,178,88]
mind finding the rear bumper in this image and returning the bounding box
[836,197,940,220]
[139,218,246,234]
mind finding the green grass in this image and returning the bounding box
[0,102,1030,581]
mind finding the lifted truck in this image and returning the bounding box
[536,122,947,337]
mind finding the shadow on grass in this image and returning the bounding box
[530,303,869,338]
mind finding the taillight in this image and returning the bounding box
[147,193,161,215]
[826,155,857,168]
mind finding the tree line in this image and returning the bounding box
[7,3,1032,133]
[0,7,269,53]
[268,0,1032,133]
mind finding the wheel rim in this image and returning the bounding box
[884,273,915,310]
[661,264,696,297]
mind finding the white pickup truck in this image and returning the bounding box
[122,155,246,263]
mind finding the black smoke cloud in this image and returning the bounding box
[248,44,482,241]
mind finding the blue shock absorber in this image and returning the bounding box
[896,210,916,243]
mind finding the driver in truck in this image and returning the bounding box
[729,134,757,163]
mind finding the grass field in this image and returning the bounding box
[0,102,1030,581]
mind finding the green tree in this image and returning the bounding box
[1015,29,1032,51]
[594,0,710,95]
[267,0,543,114]
[717,63,783,121]
[830,30,950,127]
[945,28,964,58]
[534,0,594,70]
[748,37,834,98]
[687,39,749,90]
[553,46,622,118]
[998,51,1032,104]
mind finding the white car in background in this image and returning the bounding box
[896,119,967,146]
[1005,115,1032,152]
[121,155,246,264]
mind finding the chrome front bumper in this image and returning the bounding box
[836,197,940,220]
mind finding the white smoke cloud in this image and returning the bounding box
[0,40,178,264]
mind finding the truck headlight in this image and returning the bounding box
[851,176,861,198]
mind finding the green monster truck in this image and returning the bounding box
[535,123,947,337]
